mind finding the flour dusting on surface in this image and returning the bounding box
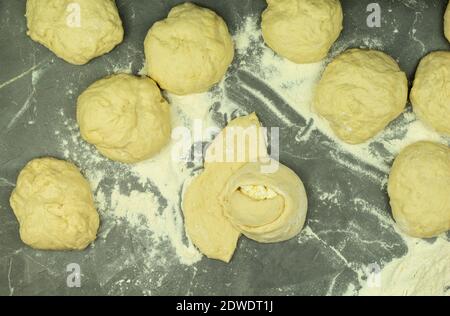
[52,15,450,296]
[359,235,450,296]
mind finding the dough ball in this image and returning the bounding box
[314,49,408,144]
[9,157,99,250]
[77,74,171,163]
[445,1,450,42]
[26,0,124,65]
[261,0,343,64]
[144,3,234,95]
[220,162,308,243]
[388,141,450,238]
[410,51,450,135]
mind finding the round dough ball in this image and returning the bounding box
[9,157,99,250]
[77,74,171,163]
[144,3,234,95]
[220,161,308,243]
[314,48,408,144]
[445,1,450,42]
[26,0,123,65]
[410,51,450,135]
[388,141,450,238]
[261,0,343,64]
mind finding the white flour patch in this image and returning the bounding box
[56,105,203,267]
[359,236,450,296]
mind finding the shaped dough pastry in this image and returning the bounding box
[220,162,308,243]
[182,113,266,262]
[183,113,308,262]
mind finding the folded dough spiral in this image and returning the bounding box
[182,113,265,262]
[220,162,308,243]
[183,113,308,262]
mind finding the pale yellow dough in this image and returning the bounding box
[388,142,450,238]
[77,74,171,163]
[183,166,242,263]
[410,51,450,135]
[26,0,123,65]
[10,157,99,250]
[262,0,343,64]
[314,48,408,144]
[220,162,308,243]
[182,113,265,262]
[183,113,308,262]
[445,2,450,42]
[144,2,234,95]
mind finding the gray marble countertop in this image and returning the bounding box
[0,0,449,296]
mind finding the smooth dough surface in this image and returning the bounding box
[144,2,234,95]
[261,0,343,64]
[182,113,265,262]
[388,142,450,238]
[77,74,171,163]
[10,157,99,250]
[26,0,123,65]
[410,51,450,135]
[220,162,308,243]
[183,113,308,262]
[445,2,450,42]
[314,48,408,144]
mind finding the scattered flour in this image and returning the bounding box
[57,97,207,266]
[359,235,450,296]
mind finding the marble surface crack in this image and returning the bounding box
[0,60,46,91]
[8,258,14,296]
[0,177,15,187]
[306,227,352,268]
[5,90,35,132]
[409,12,426,54]
[326,269,344,296]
